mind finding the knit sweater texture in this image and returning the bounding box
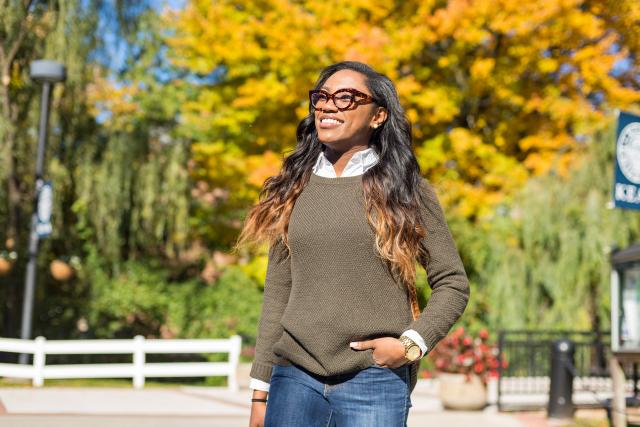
[249,173,470,393]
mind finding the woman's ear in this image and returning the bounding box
[371,106,388,128]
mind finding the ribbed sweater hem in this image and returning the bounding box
[249,361,273,383]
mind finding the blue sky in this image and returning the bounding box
[95,0,185,74]
[156,0,185,9]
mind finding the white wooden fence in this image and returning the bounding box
[0,335,242,390]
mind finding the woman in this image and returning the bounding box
[238,61,470,427]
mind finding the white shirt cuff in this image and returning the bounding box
[401,329,428,359]
[250,377,271,392]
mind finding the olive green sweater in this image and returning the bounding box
[249,173,470,393]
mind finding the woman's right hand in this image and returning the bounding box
[249,402,267,427]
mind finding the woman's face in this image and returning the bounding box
[313,69,385,149]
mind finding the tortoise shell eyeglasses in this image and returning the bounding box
[309,88,375,111]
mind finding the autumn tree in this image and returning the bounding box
[164,0,640,222]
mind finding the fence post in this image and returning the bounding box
[610,356,627,427]
[228,335,242,391]
[548,339,575,419]
[133,335,145,389]
[497,331,505,411]
[33,336,46,387]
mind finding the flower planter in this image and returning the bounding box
[429,326,503,410]
[438,372,487,410]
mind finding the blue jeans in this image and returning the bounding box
[264,362,412,427]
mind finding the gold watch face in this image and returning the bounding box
[406,345,421,361]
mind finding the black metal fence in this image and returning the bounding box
[497,330,614,411]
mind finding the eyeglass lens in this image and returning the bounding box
[311,91,355,110]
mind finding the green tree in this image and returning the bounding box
[0,0,164,337]
[463,128,640,332]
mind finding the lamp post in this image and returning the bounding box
[19,60,66,364]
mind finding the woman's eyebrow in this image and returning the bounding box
[320,86,357,92]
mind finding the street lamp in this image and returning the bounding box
[19,60,66,364]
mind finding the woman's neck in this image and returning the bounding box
[323,144,369,177]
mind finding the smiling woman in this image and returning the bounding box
[310,71,386,167]
[236,61,470,427]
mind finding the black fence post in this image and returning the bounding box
[548,339,575,419]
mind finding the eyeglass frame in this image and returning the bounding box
[308,88,376,112]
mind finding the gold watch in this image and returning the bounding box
[399,335,421,362]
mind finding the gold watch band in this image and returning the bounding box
[399,335,421,362]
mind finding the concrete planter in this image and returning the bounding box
[438,372,487,410]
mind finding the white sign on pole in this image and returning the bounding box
[36,181,53,238]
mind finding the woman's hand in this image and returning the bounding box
[349,337,409,369]
[249,402,267,427]
[249,390,268,427]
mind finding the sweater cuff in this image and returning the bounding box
[250,360,273,383]
[401,329,428,359]
[250,377,271,392]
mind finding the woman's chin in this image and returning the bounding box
[317,134,343,145]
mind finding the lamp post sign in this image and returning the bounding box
[614,111,640,210]
[36,181,53,238]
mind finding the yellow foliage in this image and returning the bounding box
[245,151,283,188]
[86,70,140,131]
[470,58,495,80]
[162,0,640,221]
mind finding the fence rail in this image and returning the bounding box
[0,335,242,390]
[496,329,618,411]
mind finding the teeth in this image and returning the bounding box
[321,118,341,125]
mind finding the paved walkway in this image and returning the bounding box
[0,381,543,427]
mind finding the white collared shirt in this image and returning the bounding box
[249,147,428,392]
[312,146,380,177]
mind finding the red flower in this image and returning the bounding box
[452,327,465,338]
[427,328,501,385]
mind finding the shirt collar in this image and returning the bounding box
[312,147,379,178]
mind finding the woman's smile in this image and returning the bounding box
[318,114,344,129]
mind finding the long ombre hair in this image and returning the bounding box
[236,62,429,316]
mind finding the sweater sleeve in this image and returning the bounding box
[407,178,470,352]
[249,237,292,383]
